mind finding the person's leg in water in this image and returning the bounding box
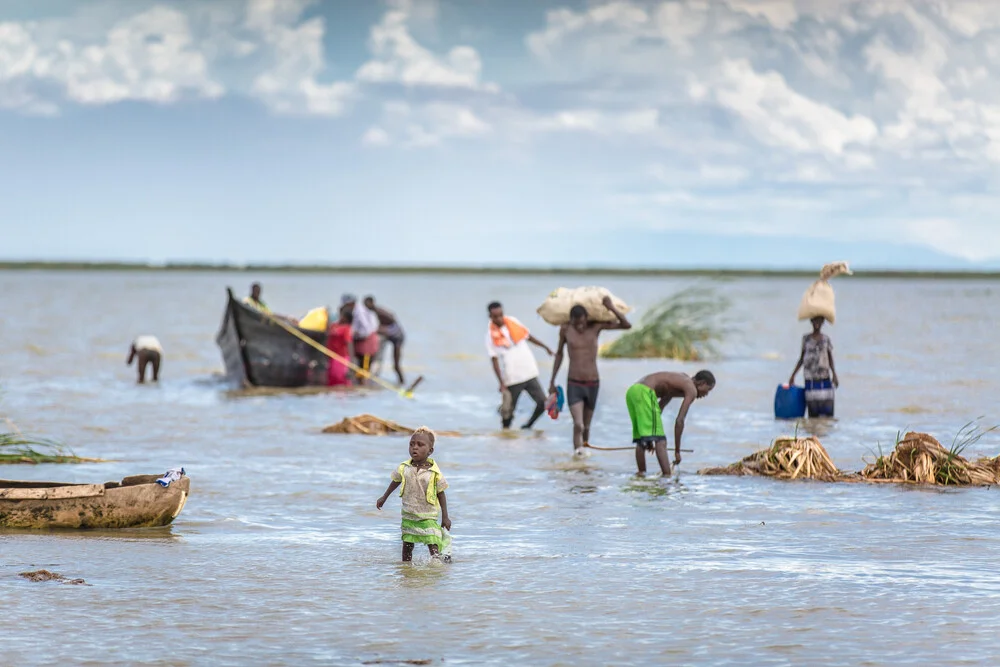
[503,381,527,429]
[582,405,595,447]
[653,439,672,476]
[521,379,547,429]
[137,350,150,384]
[401,541,440,562]
[569,401,585,452]
[151,351,161,382]
[392,338,405,386]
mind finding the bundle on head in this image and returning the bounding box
[322,414,413,435]
[861,432,999,486]
[699,436,841,481]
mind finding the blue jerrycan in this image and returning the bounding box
[774,384,806,419]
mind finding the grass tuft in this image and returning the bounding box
[599,285,730,361]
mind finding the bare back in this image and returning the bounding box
[564,324,603,382]
[640,371,695,401]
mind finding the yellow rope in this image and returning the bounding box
[261,314,417,399]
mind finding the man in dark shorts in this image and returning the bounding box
[626,370,716,476]
[364,296,406,385]
[549,296,631,456]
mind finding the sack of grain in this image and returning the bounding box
[797,262,852,324]
[536,286,631,326]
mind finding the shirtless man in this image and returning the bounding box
[625,370,716,476]
[549,296,631,455]
[364,296,405,385]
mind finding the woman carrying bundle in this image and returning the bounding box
[788,316,839,418]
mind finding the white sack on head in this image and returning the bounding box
[536,286,631,326]
[798,262,852,324]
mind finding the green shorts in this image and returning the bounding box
[625,383,665,442]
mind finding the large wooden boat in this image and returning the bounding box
[216,288,329,387]
[0,473,191,529]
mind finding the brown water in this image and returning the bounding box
[2,270,1000,666]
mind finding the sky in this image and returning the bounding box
[1,0,1000,269]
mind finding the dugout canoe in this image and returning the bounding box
[216,288,330,387]
[0,474,191,529]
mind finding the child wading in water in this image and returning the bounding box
[376,427,452,562]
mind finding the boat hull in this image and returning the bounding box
[215,288,330,387]
[0,475,191,529]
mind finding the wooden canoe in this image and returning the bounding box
[0,473,191,529]
[215,288,330,387]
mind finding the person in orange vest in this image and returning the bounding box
[486,301,554,430]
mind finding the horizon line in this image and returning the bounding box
[2,260,1000,279]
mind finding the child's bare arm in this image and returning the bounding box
[376,480,401,509]
[437,491,451,530]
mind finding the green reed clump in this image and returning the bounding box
[599,286,730,361]
[0,432,100,464]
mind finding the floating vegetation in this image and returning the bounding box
[19,570,88,585]
[701,423,1000,488]
[0,424,105,465]
[699,436,842,481]
[861,426,999,486]
[599,285,730,361]
[322,415,460,437]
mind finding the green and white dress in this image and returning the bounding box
[390,458,451,551]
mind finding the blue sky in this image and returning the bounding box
[2,0,999,269]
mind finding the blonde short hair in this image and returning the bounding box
[411,426,436,445]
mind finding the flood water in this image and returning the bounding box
[2,270,1000,666]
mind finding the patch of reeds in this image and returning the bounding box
[861,427,1000,486]
[599,285,729,361]
[0,427,103,465]
[699,436,842,481]
[322,415,460,437]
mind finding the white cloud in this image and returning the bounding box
[0,7,222,113]
[362,126,391,147]
[356,0,497,91]
[247,5,354,116]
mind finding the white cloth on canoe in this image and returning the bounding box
[351,303,381,339]
[134,336,163,353]
[156,467,185,487]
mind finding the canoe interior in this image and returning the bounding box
[215,287,330,388]
[0,474,161,490]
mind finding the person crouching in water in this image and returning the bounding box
[625,371,715,476]
[127,336,162,384]
[376,427,452,563]
[788,316,839,418]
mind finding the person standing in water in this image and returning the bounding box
[376,426,452,563]
[789,316,839,417]
[486,302,554,430]
[364,296,406,386]
[127,336,163,384]
[549,296,631,456]
[340,294,380,384]
[625,371,716,476]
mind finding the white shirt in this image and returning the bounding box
[485,317,539,385]
[351,303,380,338]
[134,336,163,353]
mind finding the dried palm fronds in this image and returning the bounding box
[699,436,842,481]
[322,415,459,437]
[861,431,999,486]
[599,285,730,361]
